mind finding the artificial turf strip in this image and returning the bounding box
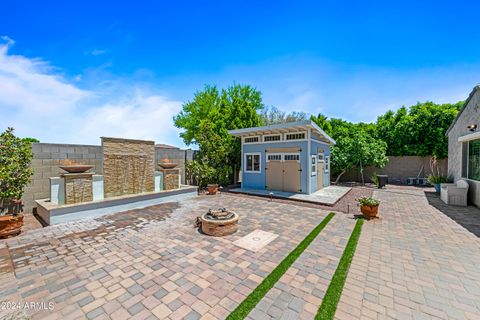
[315,218,364,320]
[226,212,336,320]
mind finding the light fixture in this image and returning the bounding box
[467,124,478,132]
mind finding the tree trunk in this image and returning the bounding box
[360,160,365,185]
[334,170,346,184]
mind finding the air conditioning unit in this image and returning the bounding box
[407,178,417,185]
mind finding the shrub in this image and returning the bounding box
[370,172,379,187]
[0,128,34,201]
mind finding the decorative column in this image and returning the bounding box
[62,173,94,204]
[160,168,180,190]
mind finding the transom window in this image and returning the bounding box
[245,153,261,173]
[285,132,306,140]
[267,154,282,161]
[284,154,300,161]
[318,153,325,162]
[244,136,259,143]
[263,134,281,142]
[311,155,317,176]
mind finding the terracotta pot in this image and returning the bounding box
[0,214,24,238]
[360,204,379,219]
[207,184,219,195]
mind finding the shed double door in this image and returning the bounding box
[266,152,301,193]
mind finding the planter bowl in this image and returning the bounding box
[158,162,178,169]
[59,165,94,174]
[360,204,379,219]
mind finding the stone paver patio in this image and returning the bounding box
[1,187,480,319]
[0,194,335,319]
[336,186,480,320]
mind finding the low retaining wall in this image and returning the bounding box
[22,142,195,213]
[339,156,448,184]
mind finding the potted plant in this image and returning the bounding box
[207,183,219,195]
[0,128,34,237]
[427,174,447,193]
[357,197,380,219]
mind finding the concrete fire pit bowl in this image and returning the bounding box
[201,208,239,237]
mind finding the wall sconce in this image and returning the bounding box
[467,124,478,132]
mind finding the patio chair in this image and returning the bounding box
[440,179,469,206]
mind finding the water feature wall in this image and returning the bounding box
[102,137,155,198]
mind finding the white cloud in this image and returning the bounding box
[0,38,185,147]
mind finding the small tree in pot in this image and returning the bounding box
[357,197,380,219]
[0,128,34,237]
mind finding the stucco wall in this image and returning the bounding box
[447,88,480,206]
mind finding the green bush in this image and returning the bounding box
[370,172,379,187]
[427,174,447,185]
[0,128,34,201]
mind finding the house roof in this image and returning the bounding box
[446,85,480,136]
[228,120,336,145]
[155,143,180,149]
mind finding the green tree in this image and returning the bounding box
[0,128,34,204]
[331,131,388,184]
[310,113,332,135]
[174,84,264,185]
[259,106,309,125]
[375,101,461,158]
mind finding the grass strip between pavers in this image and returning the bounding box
[226,212,336,320]
[315,217,364,320]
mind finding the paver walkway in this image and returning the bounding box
[0,194,332,320]
[248,214,355,320]
[336,186,480,320]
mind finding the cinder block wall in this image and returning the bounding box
[22,143,195,213]
[23,143,103,213]
[339,156,448,184]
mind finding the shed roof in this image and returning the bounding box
[446,85,480,136]
[228,120,336,145]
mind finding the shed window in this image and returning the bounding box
[264,134,281,142]
[325,156,330,173]
[245,153,261,173]
[284,154,300,161]
[244,136,259,143]
[285,132,306,140]
[267,154,282,161]
[311,155,317,176]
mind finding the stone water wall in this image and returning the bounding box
[23,142,194,213]
[102,137,155,198]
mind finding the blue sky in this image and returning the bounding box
[1,1,480,147]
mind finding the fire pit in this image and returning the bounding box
[201,208,239,236]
